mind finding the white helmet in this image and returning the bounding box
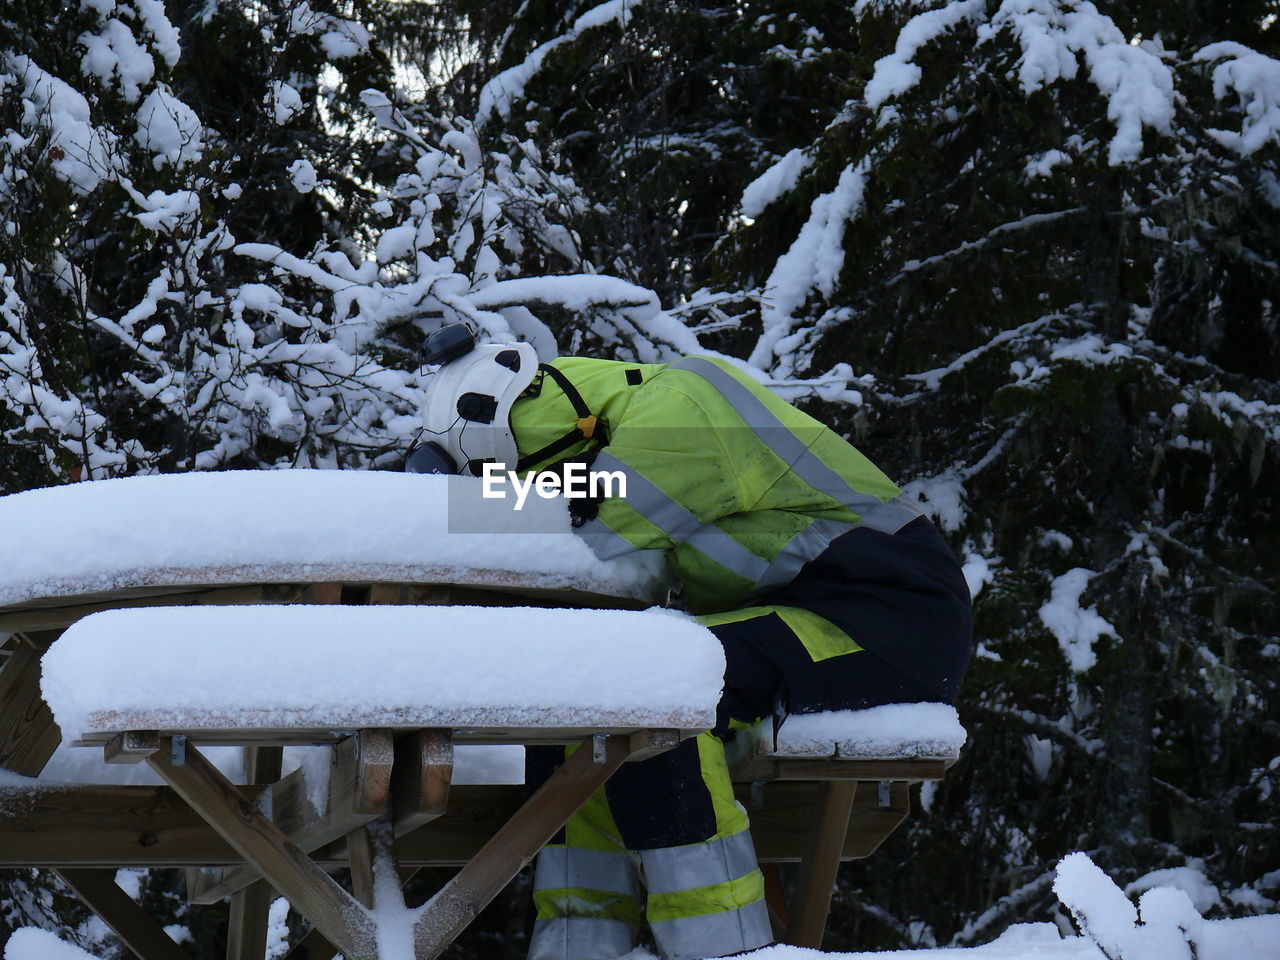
[410,330,540,477]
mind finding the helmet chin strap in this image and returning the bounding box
[514,363,607,472]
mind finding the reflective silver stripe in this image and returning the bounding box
[673,356,923,534]
[593,451,703,542]
[528,916,636,960]
[534,845,640,899]
[584,452,769,583]
[574,516,638,561]
[639,828,760,895]
[649,898,773,960]
[754,517,855,594]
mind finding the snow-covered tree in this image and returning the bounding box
[710,1,1280,947]
[454,0,1280,948]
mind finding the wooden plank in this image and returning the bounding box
[226,747,285,960]
[410,732,647,960]
[0,780,913,869]
[55,868,193,960]
[146,739,378,960]
[0,586,303,633]
[0,783,267,866]
[843,780,910,860]
[786,780,857,949]
[391,730,452,837]
[346,826,377,909]
[105,731,161,764]
[189,732,393,904]
[733,756,951,782]
[227,881,273,960]
[761,862,791,940]
[73,724,705,749]
[282,867,420,960]
[0,576,647,632]
[0,632,63,776]
[624,728,681,762]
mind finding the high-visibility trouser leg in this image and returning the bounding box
[529,784,641,960]
[638,733,772,960]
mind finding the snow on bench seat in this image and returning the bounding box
[752,704,966,761]
[41,605,722,742]
[0,470,672,611]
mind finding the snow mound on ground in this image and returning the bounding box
[41,604,723,738]
[763,703,966,759]
[0,470,672,609]
[3,928,104,960]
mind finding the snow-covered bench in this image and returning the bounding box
[722,704,965,946]
[0,473,966,957]
[35,603,719,960]
[18,601,967,957]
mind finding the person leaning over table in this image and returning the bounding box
[406,324,973,960]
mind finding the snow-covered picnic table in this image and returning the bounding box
[0,471,966,960]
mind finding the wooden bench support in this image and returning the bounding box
[226,881,274,960]
[391,729,453,837]
[786,780,856,949]
[0,633,62,776]
[147,738,379,960]
[225,747,283,960]
[410,730,663,960]
[55,868,193,960]
[281,865,422,960]
[189,732,394,905]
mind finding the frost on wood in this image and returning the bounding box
[40,604,723,740]
[756,703,967,760]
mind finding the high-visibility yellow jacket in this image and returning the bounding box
[508,354,972,700]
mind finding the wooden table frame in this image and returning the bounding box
[1,578,949,958]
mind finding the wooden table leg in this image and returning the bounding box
[786,779,856,949]
[190,732,394,904]
[410,731,665,960]
[227,746,284,960]
[147,739,378,960]
[282,867,420,960]
[55,868,193,960]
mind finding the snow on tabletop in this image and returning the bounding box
[41,605,723,738]
[0,471,673,609]
[760,703,966,760]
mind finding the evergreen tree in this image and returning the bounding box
[712,0,1280,948]
[438,0,1280,948]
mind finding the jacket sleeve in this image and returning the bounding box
[572,382,746,560]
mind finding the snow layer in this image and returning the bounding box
[740,148,813,218]
[1194,41,1280,155]
[1038,568,1117,673]
[0,471,672,609]
[864,0,1177,166]
[750,163,867,372]
[759,703,966,760]
[3,928,104,960]
[41,604,723,738]
[476,0,644,125]
[9,916,1279,960]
